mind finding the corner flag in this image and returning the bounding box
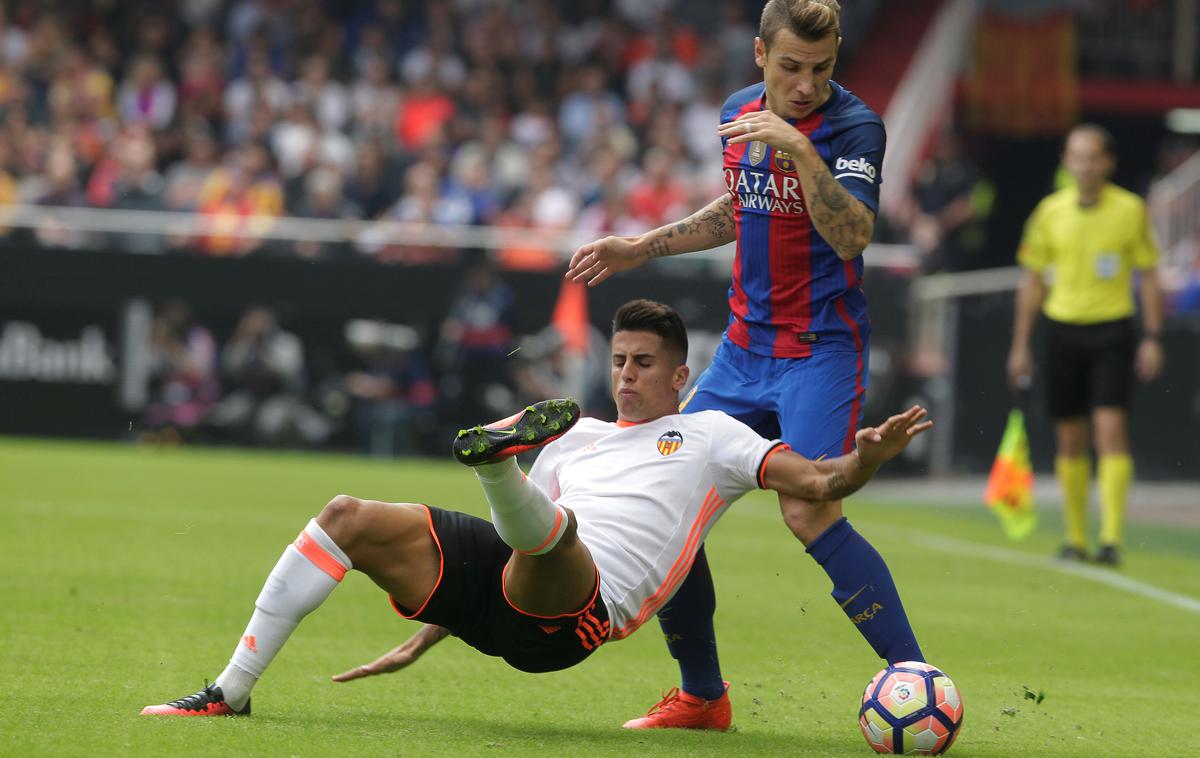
[984,409,1037,540]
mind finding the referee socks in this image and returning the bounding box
[1098,454,1132,547]
[1056,456,1091,549]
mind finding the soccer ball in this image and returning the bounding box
[859,661,963,755]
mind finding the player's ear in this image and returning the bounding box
[672,363,690,391]
[754,36,767,68]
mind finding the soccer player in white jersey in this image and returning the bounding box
[142,299,929,718]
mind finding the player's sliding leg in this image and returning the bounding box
[452,398,579,556]
[1054,418,1091,560]
[471,455,569,554]
[141,515,352,716]
[626,548,732,730]
[503,505,601,619]
[453,399,577,555]
[142,496,438,716]
[1093,407,1132,566]
[784,497,924,665]
[453,398,595,615]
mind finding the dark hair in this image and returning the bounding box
[1067,123,1116,158]
[759,0,841,46]
[612,299,688,363]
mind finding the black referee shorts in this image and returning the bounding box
[1044,316,1136,419]
[388,505,610,673]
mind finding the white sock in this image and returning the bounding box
[474,458,568,555]
[215,519,352,709]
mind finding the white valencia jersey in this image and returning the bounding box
[528,410,785,641]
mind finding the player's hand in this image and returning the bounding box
[331,624,448,683]
[1006,346,1035,390]
[855,406,932,469]
[566,235,645,286]
[718,111,812,156]
[1136,337,1164,383]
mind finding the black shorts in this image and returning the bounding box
[389,505,610,673]
[1045,317,1136,419]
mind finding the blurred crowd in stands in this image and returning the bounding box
[0,0,887,264]
[1,1,1195,277]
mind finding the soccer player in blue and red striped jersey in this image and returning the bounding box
[568,0,924,730]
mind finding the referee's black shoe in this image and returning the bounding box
[453,398,580,466]
[1095,544,1121,567]
[1057,544,1088,562]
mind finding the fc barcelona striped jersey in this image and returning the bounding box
[721,80,884,358]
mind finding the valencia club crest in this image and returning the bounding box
[657,430,684,456]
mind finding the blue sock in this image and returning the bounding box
[656,545,725,701]
[806,517,924,664]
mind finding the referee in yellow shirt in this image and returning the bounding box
[1006,124,1165,566]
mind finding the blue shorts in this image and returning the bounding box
[680,338,868,460]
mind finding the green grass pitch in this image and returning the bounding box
[2,437,1197,757]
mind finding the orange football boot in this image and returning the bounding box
[622,682,732,730]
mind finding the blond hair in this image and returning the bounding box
[759,0,841,45]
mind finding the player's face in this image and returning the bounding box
[611,330,689,423]
[754,29,839,120]
[1062,131,1114,192]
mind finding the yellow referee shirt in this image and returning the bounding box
[1017,183,1159,324]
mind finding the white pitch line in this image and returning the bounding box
[906,531,1200,615]
[726,501,1200,615]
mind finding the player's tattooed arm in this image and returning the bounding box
[806,168,874,260]
[818,452,878,500]
[762,447,877,502]
[567,194,735,285]
[762,406,932,502]
[642,194,736,260]
[791,152,875,260]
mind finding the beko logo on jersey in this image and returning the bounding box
[834,157,877,183]
[723,168,805,214]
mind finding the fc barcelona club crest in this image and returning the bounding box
[748,140,766,166]
[657,430,684,456]
[774,150,796,173]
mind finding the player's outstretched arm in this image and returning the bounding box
[566,194,736,286]
[331,624,450,683]
[762,406,932,502]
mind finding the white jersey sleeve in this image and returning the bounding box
[703,411,790,502]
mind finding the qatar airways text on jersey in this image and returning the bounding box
[724,167,804,215]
